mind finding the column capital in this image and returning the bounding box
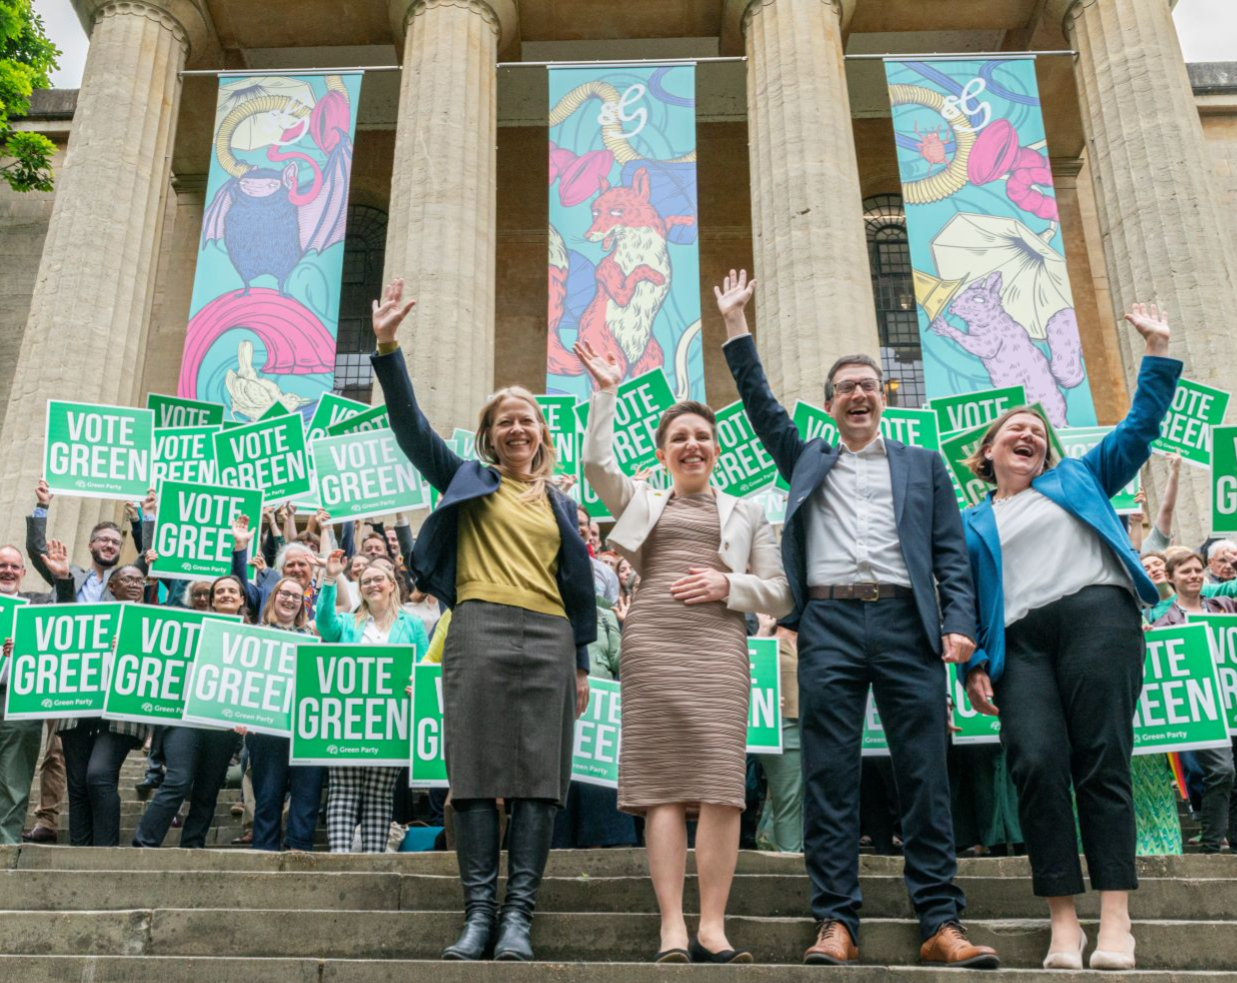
[390,0,519,50]
[72,0,219,64]
[1042,0,1174,39]
[722,0,855,53]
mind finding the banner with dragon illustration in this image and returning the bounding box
[546,64,703,403]
[178,73,362,425]
[884,58,1096,427]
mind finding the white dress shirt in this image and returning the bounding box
[805,435,911,588]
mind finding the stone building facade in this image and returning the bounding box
[1,0,1235,570]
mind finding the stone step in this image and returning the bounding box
[8,845,1234,880]
[117,800,238,822]
[0,910,1230,969]
[2,868,1235,920]
[3,958,1235,983]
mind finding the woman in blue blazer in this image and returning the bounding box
[317,553,429,854]
[367,278,597,963]
[960,304,1180,972]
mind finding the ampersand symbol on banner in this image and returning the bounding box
[941,77,992,132]
[597,83,649,139]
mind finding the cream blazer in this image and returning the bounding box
[582,390,793,618]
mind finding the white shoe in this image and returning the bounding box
[1090,933,1136,971]
[1042,929,1086,970]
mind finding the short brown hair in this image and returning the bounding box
[655,401,717,450]
[1166,551,1205,577]
[824,354,883,402]
[963,405,1058,484]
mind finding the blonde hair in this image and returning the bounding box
[475,386,557,502]
[354,558,400,631]
[263,576,308,629]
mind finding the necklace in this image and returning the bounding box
[992,487,1031,509]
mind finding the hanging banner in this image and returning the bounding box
[546,64,702,403]
[179,73,362,427]
[885,57,1096,428]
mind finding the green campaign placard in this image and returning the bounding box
[861,689,888,757]
[714,401,778,499]
[1058,426,1140,514]
[0,594,29,677]
[3,602,121,720]
[450,428,478,458]
[1188,613,1237,735]
[291,644,416,766]
[409,663,448,787]
[311,429,429,522]
[181,620,318,737]
[573,677,622,788]
[152,425,220,487]
[305,393,370,445]
[1134,624,1232,754]
[947,663,1000,745]
[103,607,239,726]
[749,487,787,526]
[536,395,580,482]
[574,369,676,476]
[1211,424,1237,534]
[44,400,154,501]
[326,404,389,437]
[1152,378,1230,468]
[746,637,783,753]
[940,403,1064,510]
[147,393,225,428]
[576,432,613,522]
[928,386,1027,438]
[213,414,311,500]
[151,481,264,582]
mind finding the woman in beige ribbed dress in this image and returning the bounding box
[577,341,792,965]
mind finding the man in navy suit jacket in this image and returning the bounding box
[715,272,995,969]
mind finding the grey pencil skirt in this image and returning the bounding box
[441,600,576,805]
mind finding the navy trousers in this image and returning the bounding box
[247,732,324,851]
[798,596,964,941]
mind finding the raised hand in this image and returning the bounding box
[250,553,267,574]
[1123,302,1170,356]
[141,487,157,518]
[573,340,623,393]
[144,549,159,566]
[35,478,52,508]
[713,269,756,320]
[43,539,71,580]
[325,548,347,580]
[613,593,630,624]
[372,277,417,345]
[231,514,254,552]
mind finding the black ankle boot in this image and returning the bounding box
[494,798,558,961]
[442,800,500,960]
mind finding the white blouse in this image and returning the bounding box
[994,488,1133,627]
[360,616,392,645]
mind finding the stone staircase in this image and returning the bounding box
[7,751,1235,980]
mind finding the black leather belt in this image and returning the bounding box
[808,583,915,602]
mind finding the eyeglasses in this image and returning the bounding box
[274,590,304,602]
[360,578,389,589]
[833,379,881,395]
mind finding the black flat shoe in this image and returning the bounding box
[690,939,753,964]
[654,948,690,964]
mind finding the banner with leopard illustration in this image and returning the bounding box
[546,64,703,404]
[178,73,362,425]
[884,57,1096,427]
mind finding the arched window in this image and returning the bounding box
[333,205,388,402]
[864,194,925,409]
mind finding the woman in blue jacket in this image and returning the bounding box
[367,278,597,962]
[317,552,429,853]
[960,304,1179,972]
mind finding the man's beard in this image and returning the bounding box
[92,550,119,569]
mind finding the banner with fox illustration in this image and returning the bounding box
[178,73,363,426]
[884,57,1096,427]
[546,64,703,403]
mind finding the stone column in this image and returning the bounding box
[382,0,517,432]
[0,1,212,573]
[1051,0,1237,539]
[730,0,879,406]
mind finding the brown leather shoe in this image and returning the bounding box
[804,920,858,965]
[21,826,57,845]
[920,922,1000,969]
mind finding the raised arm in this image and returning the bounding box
[716,270,808,481]
[1152,452,1181,544]
[576,340,640,519]
[316,551,349,642]
[25,479,55,587]
[229,515,262,614]
[1083,303,1182,497]
[368,278,465,494]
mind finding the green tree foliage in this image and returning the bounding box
[1,0,60,192]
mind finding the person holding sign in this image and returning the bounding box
[577,340,792,965]
[369,278,596,963]
[718,271,991,970]
[317,552,428,853]
[960,303,1180,971]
